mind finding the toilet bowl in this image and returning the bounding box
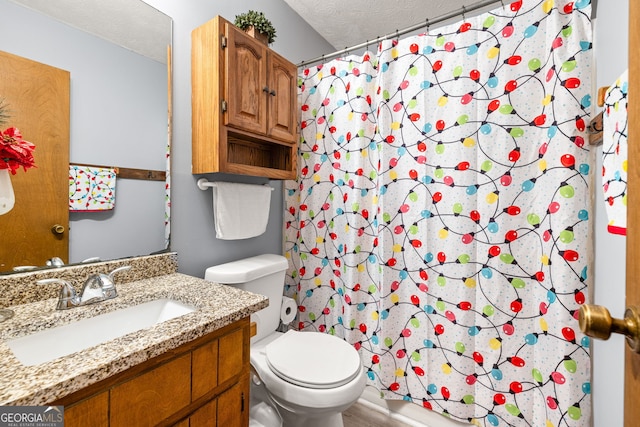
[205,254,367,427]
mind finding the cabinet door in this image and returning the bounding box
[190,399,217,427]
[192,337,219,400]
[268,53,298,143]
[110,354,191,427]
[219,327,245,384]
[217,375,250,427]
[225,22,268,135]
[174,419,190,427]
[64,392,108,427]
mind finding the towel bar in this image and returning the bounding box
[196,178,274,191]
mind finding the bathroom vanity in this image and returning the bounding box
[0,253,267,426]
[59,317,251,426]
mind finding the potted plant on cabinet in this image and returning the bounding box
[234,10,277,45]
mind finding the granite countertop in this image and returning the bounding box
[0,273,268,406]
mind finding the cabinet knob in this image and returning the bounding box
[51,224,65,235]
[263,86,270,93]
[269,89,276,96]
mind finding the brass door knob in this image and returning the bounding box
[51,224,65,235]
[578,304,640,353]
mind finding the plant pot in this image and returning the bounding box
[245,26,269,45]
[0,168,15,215]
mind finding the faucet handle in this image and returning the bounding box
[45,257,65,267]
[108,265,131,283]
[90,265,131,300]
[37,278,78,310]
[102,265,131,292]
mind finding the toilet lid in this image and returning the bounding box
[265,330,362,389]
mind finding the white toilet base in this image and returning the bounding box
[249,401,283,427]
[278,410,344,427]
[251,362,353,427]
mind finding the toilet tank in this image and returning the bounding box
[204,254,289,343]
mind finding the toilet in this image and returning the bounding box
[204,254,367,427]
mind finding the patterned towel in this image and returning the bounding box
[69,165,116,211]
[602,69,628,236]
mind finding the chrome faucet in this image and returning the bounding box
[37,265,131,310]
[80,266,131,303]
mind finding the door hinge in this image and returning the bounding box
[221,100,228,112]
[241,391,245,412]
[221,35,227,49]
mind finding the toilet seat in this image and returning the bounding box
[265,330,362,389]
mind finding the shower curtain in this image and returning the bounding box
[285,1,593,425]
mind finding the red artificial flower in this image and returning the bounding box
[0,127,36,174]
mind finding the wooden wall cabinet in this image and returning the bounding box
[192,16,298,179]
[58,317,251,427]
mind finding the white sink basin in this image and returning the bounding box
[6,298,196,366]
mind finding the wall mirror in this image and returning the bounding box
[0,0,172,274]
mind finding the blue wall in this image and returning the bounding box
[142,0,333,277]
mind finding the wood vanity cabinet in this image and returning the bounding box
[55,317,251,427]
[192,16,298,179]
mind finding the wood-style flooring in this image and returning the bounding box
[343,402,414,427]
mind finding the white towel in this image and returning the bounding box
[212,182,272,240]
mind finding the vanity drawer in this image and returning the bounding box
[109,353,191,426]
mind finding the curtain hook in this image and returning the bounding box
[425,18,430,33]
[395,29,399,43]
[462,5,467,21]
[500,0,505,10]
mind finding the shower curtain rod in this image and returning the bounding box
[297,0,505,67]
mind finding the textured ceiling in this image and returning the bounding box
[283,0,487,50]
[12,0,592,65]
[8,0,171,64]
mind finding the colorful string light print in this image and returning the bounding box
[602,69,628,236]
[285,1,593,425]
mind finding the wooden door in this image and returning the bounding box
[225,22,268,135]
[626,1,640,424]
[0,51,69,271]
[268,52,298,143]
